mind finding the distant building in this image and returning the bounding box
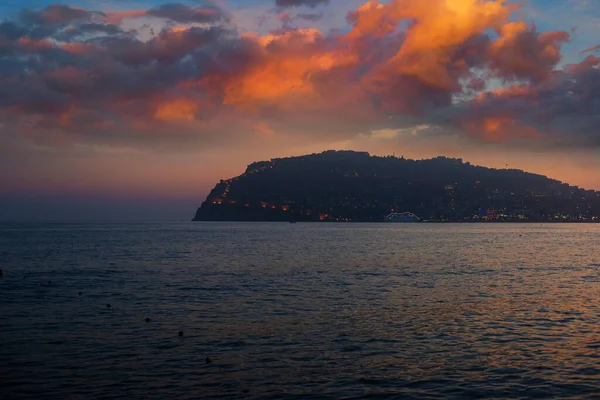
[509,209,533,220]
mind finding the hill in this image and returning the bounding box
[192,150,600,222]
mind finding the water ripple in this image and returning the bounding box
[2,222,600,399]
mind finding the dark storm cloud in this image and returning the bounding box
[275,0,329,8]
[19,4,92,25]
[0,21,27,40]
[101,26,230,66]
[147,3,229,23]
[0,3,240,144]
[449,55,600,146]
[18,4,99,39]
[486,26,569,82]
[295,13,323,21]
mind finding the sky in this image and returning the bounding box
[0,0,598,221]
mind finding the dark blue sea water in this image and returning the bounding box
[2,222,600,399]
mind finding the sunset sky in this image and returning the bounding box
[0,0,599,220]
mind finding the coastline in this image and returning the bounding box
[192,219,600,223]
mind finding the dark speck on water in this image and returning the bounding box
[2,221,600,399]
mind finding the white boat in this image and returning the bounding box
[384,212,422,222]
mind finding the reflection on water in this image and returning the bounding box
[2,222,600,399]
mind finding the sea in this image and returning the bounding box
[2,222,600,399]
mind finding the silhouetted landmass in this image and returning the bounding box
[193,150,600,222]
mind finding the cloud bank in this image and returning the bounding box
[0,1,598,151]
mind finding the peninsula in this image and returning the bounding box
[193,150,600,222]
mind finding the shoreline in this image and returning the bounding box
[192,219,600,223]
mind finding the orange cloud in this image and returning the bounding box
[155,99,199,122]
[351,0,518,90]
[222,30,357,110]
[467,117,540,143]
[61,42,98,55]
[582,44,600,54]
[59,106,75,126]
[0,1,591,152]
[475,84,537,102]
[17,37,54,52]
[346,1,392,40]
[221,0,520,116]
[253,122,275,137]
[568,54,600,73]
[489,22,569,81]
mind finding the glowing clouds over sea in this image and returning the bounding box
[0,0,598,152]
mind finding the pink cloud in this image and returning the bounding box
[0,1,596,152]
